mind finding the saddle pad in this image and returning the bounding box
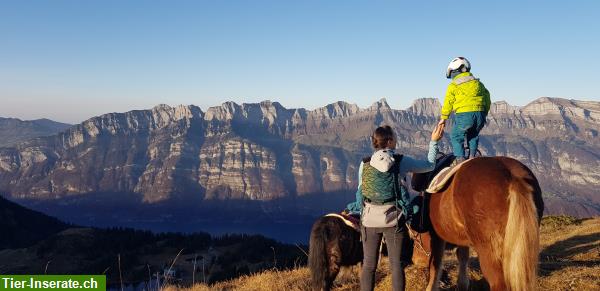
[325,213,360,232]
[426,158,477,193]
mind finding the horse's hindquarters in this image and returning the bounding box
[427,157,542,291]
[430,157,516,246]
[428,191,472,246]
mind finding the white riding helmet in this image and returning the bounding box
[446,57,471,79]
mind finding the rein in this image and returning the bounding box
[406,223,431,257]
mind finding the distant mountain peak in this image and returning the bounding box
[522,97,600,121]
[528,96,585,107]
[407,98,441,116]
[255,100,287,114]
[205,101,242,121]
[258,100,283,108]
[152,104,172,110]
[490,100,521,115]
[312,101,361,119]
[147,104,202,121]
[368,98,391,111]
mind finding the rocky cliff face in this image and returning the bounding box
[460,97,599,216]
[1,97,598,217]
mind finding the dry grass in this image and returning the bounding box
[168,217,599,291]
[162,268,313,291]
[537,217,600,291]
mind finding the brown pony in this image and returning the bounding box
[424,156,544,291]
[308,215,362,291]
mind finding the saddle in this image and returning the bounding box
[411,154,455,192]
[408,156,478,235]
[408,154,456,234]
[325,213,361,232]
[426,158,476,193]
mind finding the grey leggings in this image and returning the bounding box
[360,223,409,291]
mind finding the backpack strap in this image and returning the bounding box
[393,154,404,169]
[390,154,405,231]
[391,154,404,208]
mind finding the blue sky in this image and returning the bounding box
[1,0,599,123]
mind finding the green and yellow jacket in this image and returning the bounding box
[441,72,491,120]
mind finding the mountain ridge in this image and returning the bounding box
[0,97,598,218]
[0,117,71,147]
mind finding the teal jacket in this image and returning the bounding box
[346,141,439,216]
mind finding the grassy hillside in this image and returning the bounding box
[0,196,69,249]
[0,229,306,285]
[0,196,307,285]
[169,216,599,291]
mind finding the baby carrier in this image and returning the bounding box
[360,152,408,228]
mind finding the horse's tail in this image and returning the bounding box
[309,217,330,291]
[503,178,540,291]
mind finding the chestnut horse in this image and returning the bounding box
[425,156,544,291]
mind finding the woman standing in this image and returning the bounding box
[346,123,444,291]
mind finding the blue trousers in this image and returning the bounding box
[451,111,487,159]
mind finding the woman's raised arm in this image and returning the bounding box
[398,124,444,175]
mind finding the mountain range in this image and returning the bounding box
[0,97,598,239]
[0,117,71,147]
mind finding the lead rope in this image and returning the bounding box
[406,223,431,257]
